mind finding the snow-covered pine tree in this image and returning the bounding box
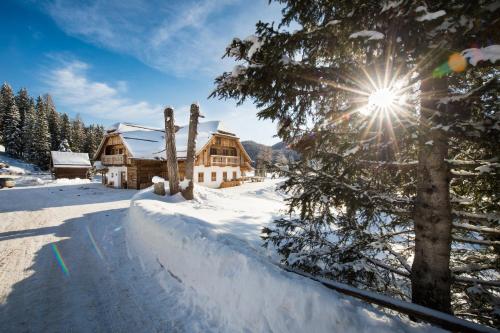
[212,0,499,326]
[58,139,71,152]
[0,87,3,144]
[33,96,51,169]
[15,88,32,155]
[44,94,61,151]
[84,124,100,157]
[0,83,22,157]
[59,113,72,148]
[22,98,36,162]
[70,115,85,152]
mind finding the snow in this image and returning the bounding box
[107,121,233,160]
[381,1,403,12]
[461,45,500,66]
[125,181,443,332]
[179,179,190,190]
[344,145,360,156]
[349,31,385,40]
[50,151,91,167]
[151,176,165,183]
[0,183,182,332]
[326,19,341,26]
[245,35,264,59]
[416,10,446,22]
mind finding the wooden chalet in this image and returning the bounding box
[50,151,92,179]
[93,121,253,189]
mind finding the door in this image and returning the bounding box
[120,171,127,189]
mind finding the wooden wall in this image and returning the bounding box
[127,159,168,189]
[54,168,90,179]
[196,135,250,167]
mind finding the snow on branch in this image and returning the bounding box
[349,31,384,40]
[415,6,446,22]
[461,45,500,66]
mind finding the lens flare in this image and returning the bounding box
[86,226,104,260]
[51,244,70,277]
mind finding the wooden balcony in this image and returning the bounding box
[210,155,239,166]
[102,154,126,165]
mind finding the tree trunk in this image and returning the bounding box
[411,77,453,314]
[182,103,201,200]
[164,107,180,195]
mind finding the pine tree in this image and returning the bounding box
[33,96,51,169]
[15,88,31,154]
[84,124,102,158]
[22,98,36,162]
[1,83,22,157]
[0,87,3,144]
[44,94,61,151]
[59,113,72,147]
[58,139,71,152]
[70,115,85,152]
[212,0,499,326]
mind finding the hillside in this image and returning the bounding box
[242,140,299,165]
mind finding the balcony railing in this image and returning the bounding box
[102,154,126,165]
[211,155,239,166]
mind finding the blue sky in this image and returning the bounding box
[0,0,283,145]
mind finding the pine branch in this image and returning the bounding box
[452,263,498,274]
[452,236,500,246]
[452,222,500,235]
[365,257,410,277]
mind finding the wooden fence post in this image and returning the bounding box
[182,103,201,200]
[164,107,180,195]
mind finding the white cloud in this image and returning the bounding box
[39,0,282,77]
[42,59,164,123]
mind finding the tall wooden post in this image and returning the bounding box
[182,103,201,200]
[164,107,180,195]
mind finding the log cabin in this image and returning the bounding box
[50,151,92,179]
[93,121,253,189]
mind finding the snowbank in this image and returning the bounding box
[125,182,442,333]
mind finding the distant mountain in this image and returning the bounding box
[241,140,299,166]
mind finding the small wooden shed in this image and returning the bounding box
[50,151,92,179]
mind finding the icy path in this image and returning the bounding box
[0,183,178,332]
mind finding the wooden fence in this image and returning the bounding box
[281,265,497,333]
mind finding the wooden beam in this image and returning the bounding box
[182,103,201,200]
[164,107,180,195]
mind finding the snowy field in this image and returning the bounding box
[126,181,444,333]
[0,152,57,186]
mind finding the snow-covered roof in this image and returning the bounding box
[51,151,91,168]
[106,121,235,160]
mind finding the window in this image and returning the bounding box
[198,172,204,183]
[118,148,124,154]
[210,148,218,155]
[216,137,221,145]
[223,172,228,181]
[211,172,217,182]
[233,171,237,180]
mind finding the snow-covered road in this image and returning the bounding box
[0,183,177,332]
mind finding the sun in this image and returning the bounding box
[368,88,397,109]
[360,87,401,116]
